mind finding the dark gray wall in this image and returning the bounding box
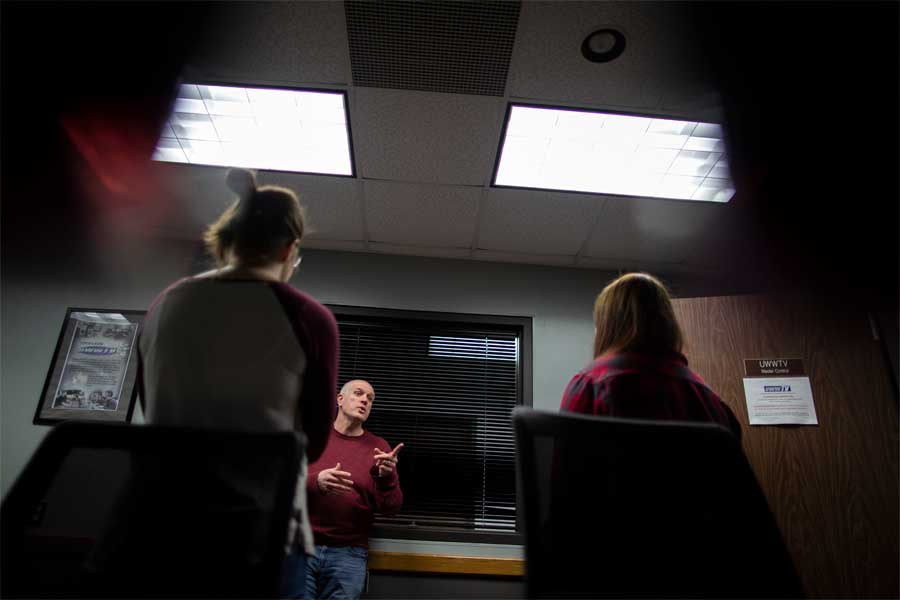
[2,243,623,495]
[1,239,197,496]
[0,237,730,597]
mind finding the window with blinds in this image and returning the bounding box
[329,305,531,539]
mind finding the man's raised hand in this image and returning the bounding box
[373,443,404,477]
[317,462,354,495]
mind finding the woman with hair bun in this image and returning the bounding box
[138,168,337,598]
[561,272,741,438]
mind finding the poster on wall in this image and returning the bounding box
[34,308,145,425]
[742,358,818,425]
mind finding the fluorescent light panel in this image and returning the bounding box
[153,84,353,176]
[494,105,735,202]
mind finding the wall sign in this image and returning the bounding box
[742,358,818,425]
[34,308,144,425]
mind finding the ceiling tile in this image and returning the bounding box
[473,250,576,267]
[369,243,473,260]
[364,180,480,247]
[344,1,519,96]
[258,172,362,241]
[146,163,231,239]
[352,88,505,185]
[576,256,726,283]
[659,87,726,123]
[576,255,683,271]
[676,207,749,274]
[583,195,725,263]
[506,2,708,114]
[144,2,743,273]
[187,2,351,85]
[144,164,362,243]
[301,239,368,252]
[478,188,603,254]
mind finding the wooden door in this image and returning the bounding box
[673,294,898,598]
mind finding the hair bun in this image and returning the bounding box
[225,168,257,200]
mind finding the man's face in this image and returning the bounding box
[338,380,375,423]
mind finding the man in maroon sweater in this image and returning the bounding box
[304,380,403,599]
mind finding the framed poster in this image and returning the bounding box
[34,308,145,425]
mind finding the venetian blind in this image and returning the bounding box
[333,311,521,532]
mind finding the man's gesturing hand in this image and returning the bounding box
[373,443,404,477]
[317,462,354,495]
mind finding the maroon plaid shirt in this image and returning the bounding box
[560,352,741,440]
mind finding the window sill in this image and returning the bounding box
[369,536,523,577]
[367,551,524,577]
[371,524,522,546]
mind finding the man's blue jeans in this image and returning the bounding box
[304,545,368,600]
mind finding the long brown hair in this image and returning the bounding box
[203,168,307,266]
[592,272,683,358]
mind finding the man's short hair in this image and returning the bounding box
[340,379,371,397]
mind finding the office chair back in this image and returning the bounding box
[1,422,303,598]
[513,408,803,598]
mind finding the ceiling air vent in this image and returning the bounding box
[345,0,521,96]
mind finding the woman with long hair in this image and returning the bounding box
[139,168,338,597]
[560,272,740,437]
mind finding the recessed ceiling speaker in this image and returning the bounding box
[581,28,626,63]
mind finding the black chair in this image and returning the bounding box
[1,422,304,598]
[513,408,803,598]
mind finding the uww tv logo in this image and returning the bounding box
[79,345,117,356]
[763,385,791,393]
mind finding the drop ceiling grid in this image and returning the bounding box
[584,199,682,263]
[472,249,581,267]
[368,243,474,260]
[468,188,488,258]
[187,2,353,88]
[302,239,368,253]
[261,172,364,242]
[355,178,371,251]
[582,196,724,264]
[346,89,372,251]
[505,2,660,109]
[575,255,695,276]
[573,196,611,264]
[162,164,233,233]
[505,1,709,119]
[350,88,506,185]
[363,180,482,248]
[675,207,744,274]
[476,188,605,256]
[471,97,521,256]
[344,0,520,96]
[166,0,735,276]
